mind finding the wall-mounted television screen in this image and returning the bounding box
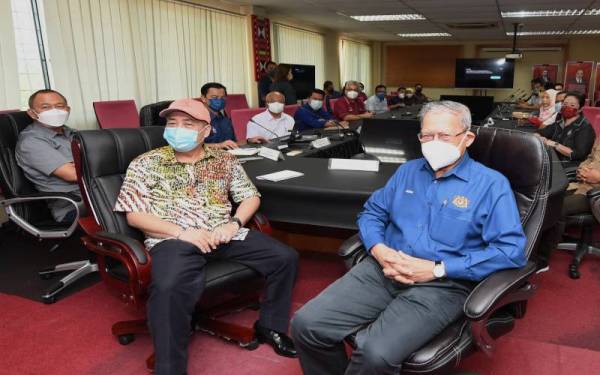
[455,58,515,89]
[289,64,315,100]
[439,95,495,124]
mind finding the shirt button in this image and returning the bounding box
[434,180,438,184]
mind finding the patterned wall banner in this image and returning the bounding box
[252,15,272,82]
[564,61,595,96]
[532,64,558,86]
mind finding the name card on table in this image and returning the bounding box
[259,146,284,161]
[311,137,331,149]
[328,158,380,172]
[256,170,304,182]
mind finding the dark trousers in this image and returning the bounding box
[291,256,472,375]
[538,192,590,262]
[148,230,298,375]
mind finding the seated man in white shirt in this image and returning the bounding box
[246,91,295,141]
[365,84,389,115]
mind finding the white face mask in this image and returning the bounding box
[346,90,359,100]
[268,102,284,114]
[309,99,323,111]
[421,135,465,171]
[398,93,405,99]
[35,108,69,128]
[407,93,413,98]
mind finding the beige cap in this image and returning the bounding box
[159,98,211,123]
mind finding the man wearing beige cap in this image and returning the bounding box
[114,98,299,375]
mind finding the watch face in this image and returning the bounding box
[434,265,444,278]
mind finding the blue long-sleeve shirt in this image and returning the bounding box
[294,103,334,132]
[204,112,237,143]
[357,153,527,281]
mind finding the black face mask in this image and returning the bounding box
[416,87,422,93]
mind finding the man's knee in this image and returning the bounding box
[291,303,325,345]
[358,340,401,372]
[269,239,299,268]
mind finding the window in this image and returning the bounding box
[340,39,372,95]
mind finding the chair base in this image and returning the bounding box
[111,293,262,371]
[39,260,98,304]
[559,242,600,279]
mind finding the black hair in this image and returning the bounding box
[375,85,386,91]
[397,86,406,91]
[564,91,586,108]
[28,89,67,108]
[266,61,276,67]
[323,80,333,89]
[555,90,567,98]
[531,78,543,85]
[201,82,228,96]
[311,89,326,97]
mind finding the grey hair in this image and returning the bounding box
[344,80,359,90]
[418,101,472,131]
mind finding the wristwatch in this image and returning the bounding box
[229,216,243,229]
[433,261,446,279]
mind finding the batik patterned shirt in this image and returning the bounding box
[114,145,260,249]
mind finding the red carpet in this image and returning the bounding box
[1,251,599,375]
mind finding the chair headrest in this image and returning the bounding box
[139,101,173,127]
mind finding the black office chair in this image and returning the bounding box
[555,168,600,279]
[0,112,97,303]
[72,127,271,370]
[339,126,550,374]
[138,100,172,127]
[352,118,422,163]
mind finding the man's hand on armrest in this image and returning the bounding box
[52,162,78,182]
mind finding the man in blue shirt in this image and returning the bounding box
[294,89,349,132]
[292,101,527,375]
[199,82,239,150]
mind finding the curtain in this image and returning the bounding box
[340,39,371,95]
[273,23,325,90]
[0,0,21,110]
[43,0,250,129]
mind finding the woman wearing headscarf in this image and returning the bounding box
[529,89,558,128]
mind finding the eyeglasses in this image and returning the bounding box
[417,130,466,143]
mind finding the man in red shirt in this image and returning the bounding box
[334,81,374,121]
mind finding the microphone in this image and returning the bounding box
[248,118,290,146]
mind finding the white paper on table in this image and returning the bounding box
[256,170,304,182]
[228,148,260,156]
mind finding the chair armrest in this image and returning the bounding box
[564,166,578,182]
[248,211,272,235]
[587,187,600,200]
[94,231,149,265]
[337,233,364,258]
[0,192,81,239]
[464,261,537,320]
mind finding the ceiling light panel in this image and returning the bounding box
[397,32,452,37]
[350,14,425,21]
[501,9,600,18]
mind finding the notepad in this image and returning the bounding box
[256,170,304,182]
[228,148,260,156]
[232,228,250,241]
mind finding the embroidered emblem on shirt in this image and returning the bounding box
[452,195,469,209]
[405,189,414,194]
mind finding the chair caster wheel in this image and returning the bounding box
[42,295,56,304]
[239,338,259,350]
[569,266,580,279]
[118,334,136,345]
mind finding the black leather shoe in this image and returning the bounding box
[254,321,298,358]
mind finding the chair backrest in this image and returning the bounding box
[468,126,550,259]
[230,107,266,141]
[224,94,249,117]
[73,127,167,242]
[582,106,600,124]
[360,119,423,163]
[0,112,54,222]
[93,100,140,129]
[0,109,19,115]
[284,104,299,117]
[592,114,600,137]
[139,100,173,127]
[327,98,338,113]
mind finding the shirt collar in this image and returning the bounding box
[164,144,216,165]
[33,121,71,138]
[421,151,472,182]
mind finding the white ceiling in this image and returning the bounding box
[224,0,600,41]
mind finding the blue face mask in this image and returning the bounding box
[555,102,562,113]
[376,92,386,100]
[208,98,226,112]
[163,127,200,152]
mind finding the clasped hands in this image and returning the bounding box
[177,222,239,253]
[577,165,600,185]
[371,244,436,284]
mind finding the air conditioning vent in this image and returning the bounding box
[445,22,498,30]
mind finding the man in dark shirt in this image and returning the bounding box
[324,80,341,98]
[199,82,238,150]
[413,83,430,104]
[389,86,407,110]
[295,89,349,132]
[258,61,277,107]
[536,91,595,167]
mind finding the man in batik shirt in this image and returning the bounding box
[114,99,299,375]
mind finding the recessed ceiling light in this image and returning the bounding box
[506,30,600,36]
[501,9,600,18]
[351,14,425,21]
[397,32,451,37]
